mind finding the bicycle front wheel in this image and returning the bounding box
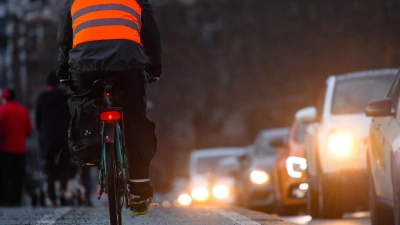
[106,143,122,225]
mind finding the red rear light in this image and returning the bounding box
[100,111,121,121]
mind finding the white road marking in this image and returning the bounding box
[281,215,312,225]
[219,211,261,225]
[36,207,72,225]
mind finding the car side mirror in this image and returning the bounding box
[295,106,317,124]
[365,98,394,117]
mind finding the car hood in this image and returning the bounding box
[214,176,236,187]
[322,113,371,139]
[189,175,212,186]
[288,141,305,158]
[250,156,275,172]
[189,174,236,188]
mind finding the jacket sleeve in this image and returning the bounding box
[56,0,74,73]
[138,0,162,74]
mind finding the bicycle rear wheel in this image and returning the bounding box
[106,143,122,225]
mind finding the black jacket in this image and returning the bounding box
[57,0,162,73]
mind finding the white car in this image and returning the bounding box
[184,147,246,205]
[214,155,245,204]
[366,69,400,225]
[236,127,289,211]
[296,68,397,219]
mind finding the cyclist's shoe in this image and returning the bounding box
[131,197,151,216]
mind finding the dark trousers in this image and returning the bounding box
[70,70,157,197]
[81,167,92,202]
[0,151,26,206]
[46,154,69,202]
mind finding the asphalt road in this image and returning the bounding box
[0,204,291,225]
[0,190,372,225]
[282,212,371,225]
[0,204,373,225]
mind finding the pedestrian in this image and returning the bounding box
[57,0,162,216]
[0,89,33,206]
[35,72,72,206]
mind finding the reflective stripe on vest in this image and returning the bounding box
[71,0,142,48]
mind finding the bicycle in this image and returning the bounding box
[74,79,131,225]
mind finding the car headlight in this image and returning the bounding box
[250,170,269,184]
[212,185,230,199]
[327,133,354,154]
[191,186,209,201]
[286,156,307,178]
[178,194,192,206]
[299,183,308,190]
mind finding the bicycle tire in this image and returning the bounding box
[106,143,122,225]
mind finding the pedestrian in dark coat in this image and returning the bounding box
[35,72,71,206]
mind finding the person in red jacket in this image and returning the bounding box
[0,89,33,206]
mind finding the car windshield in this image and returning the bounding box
[331,76,394,114]
[196,155,233,174]
[253,138,275,157]
[294,123,307,142]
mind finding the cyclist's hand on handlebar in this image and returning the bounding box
[145,65,162,84]
[148,75,160,84]
[60,79,70,86]
[146,71,161,84]
[57,69,70,86]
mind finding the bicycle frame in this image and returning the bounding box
[95,81,131,225]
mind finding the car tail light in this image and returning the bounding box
[100,111,121,121]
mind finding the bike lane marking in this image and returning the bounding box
[36,207,72,225]
[218,211,261,225]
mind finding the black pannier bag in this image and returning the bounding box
[68,97,107,161]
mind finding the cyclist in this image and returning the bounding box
[57,0,162,216]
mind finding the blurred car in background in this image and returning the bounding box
[214,150,251,205]
[365,69,400,225]
[296,68,397,219]
[236,127,289,212]
[272,119,308,216]
[178,147,246,206]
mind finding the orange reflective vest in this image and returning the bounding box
[71,0,142,48]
